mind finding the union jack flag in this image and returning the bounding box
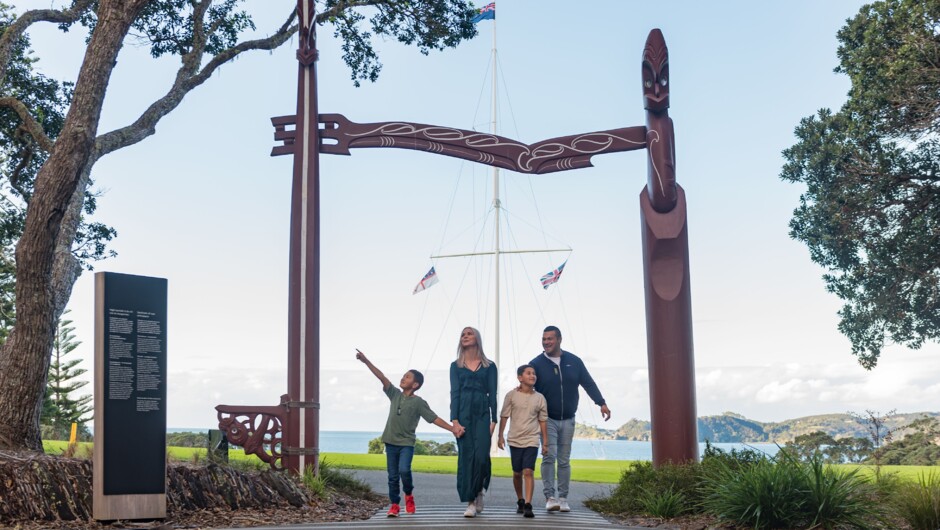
[472,2,495,23]
[540,261,567,289]
[413,267,439,294]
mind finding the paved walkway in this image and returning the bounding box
[308,504,617,528]
[218,470,644,529]
[348,469,614,510]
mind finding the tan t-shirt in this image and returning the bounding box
[500,388,548,448]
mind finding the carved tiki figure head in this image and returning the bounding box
[642,29,669,113]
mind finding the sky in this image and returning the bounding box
[16,0,940,434]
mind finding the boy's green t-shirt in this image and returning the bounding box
[381,384,438,447]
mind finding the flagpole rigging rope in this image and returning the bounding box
[406,7,600,452]
[420,207,498,374]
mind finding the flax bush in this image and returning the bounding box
[637,486,688,518]
[318,458,374,498]
[893,472,940,530]
[798,454,883,529]
[700,451,882,529]
[701,455,806,529]
[585,460,704,515]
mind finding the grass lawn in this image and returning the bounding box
[840,463,940,482]
[42,441,938,485]
[320,453,629,484]
[42,441,628,483]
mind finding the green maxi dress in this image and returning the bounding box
[450,360,498,503]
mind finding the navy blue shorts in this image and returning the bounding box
[509,445,539,472]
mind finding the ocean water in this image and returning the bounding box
[173,428,779,460]
[320,431,780,460]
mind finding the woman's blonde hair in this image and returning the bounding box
[456,326,492,369]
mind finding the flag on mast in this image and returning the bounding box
[472,2,495,23]
[413,267,439,294]
[540,261,567,289]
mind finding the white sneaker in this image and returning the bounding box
[559,498,571,512]
[546,497,560,511]
[474,492,484,513]
[464,504,477,518]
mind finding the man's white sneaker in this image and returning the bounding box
[559,498,571,512]
[546,497,561,511]
[474,492,484,513]
[463,504,477,518]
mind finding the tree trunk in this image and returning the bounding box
[0,0,149,451]
[51,161,93,324]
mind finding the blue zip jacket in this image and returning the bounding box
[529,350,606,421]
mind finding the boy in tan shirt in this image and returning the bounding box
[497,364,548,518]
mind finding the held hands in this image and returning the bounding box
[452,420,466,438]
[600,404,612,422]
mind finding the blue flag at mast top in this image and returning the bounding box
[472,2,495,23]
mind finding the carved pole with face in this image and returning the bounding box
[640,28,698,466]
[642,29,676,213]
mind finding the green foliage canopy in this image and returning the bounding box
[780,430,873,464]
[367,436,457,456]
[780,0,940,369]
[878,416,940,465]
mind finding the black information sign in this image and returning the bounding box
[100,272,167,495]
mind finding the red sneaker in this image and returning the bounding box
[386,503,400,517]
[404,494,416,514]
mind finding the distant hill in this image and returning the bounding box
[575,411,940,443]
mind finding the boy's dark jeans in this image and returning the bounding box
[385,443,415,504]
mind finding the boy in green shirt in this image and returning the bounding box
[357,349,463,517]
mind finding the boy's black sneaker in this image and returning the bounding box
[523,503,534,518]
[516,499,525,514]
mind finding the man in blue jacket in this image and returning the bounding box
[530,325,611,513]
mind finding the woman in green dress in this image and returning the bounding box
[450,326,498,518]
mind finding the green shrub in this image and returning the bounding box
[701,452,881,529]
[300,459,374,501]
[637,486,687,518]
[167,431,210,447]
[415,439,457,456]
[798,454,881,529]
[700,440,768,472]
[319,458,374,498]
[368,437,456,456]
[302,465,329,499]
[893,472,940,530]
[701,455,806,529]
[585,460,704,515]
[368,437,384,454]
[871,467,903,497]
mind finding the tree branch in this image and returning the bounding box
[9,144,34,198]
[95,11,298,158]
[0,97,55,152]
[188,0,213,69]
[315,0,388,24]
[0,0,95,87]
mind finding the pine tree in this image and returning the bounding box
[41,311,92,441]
